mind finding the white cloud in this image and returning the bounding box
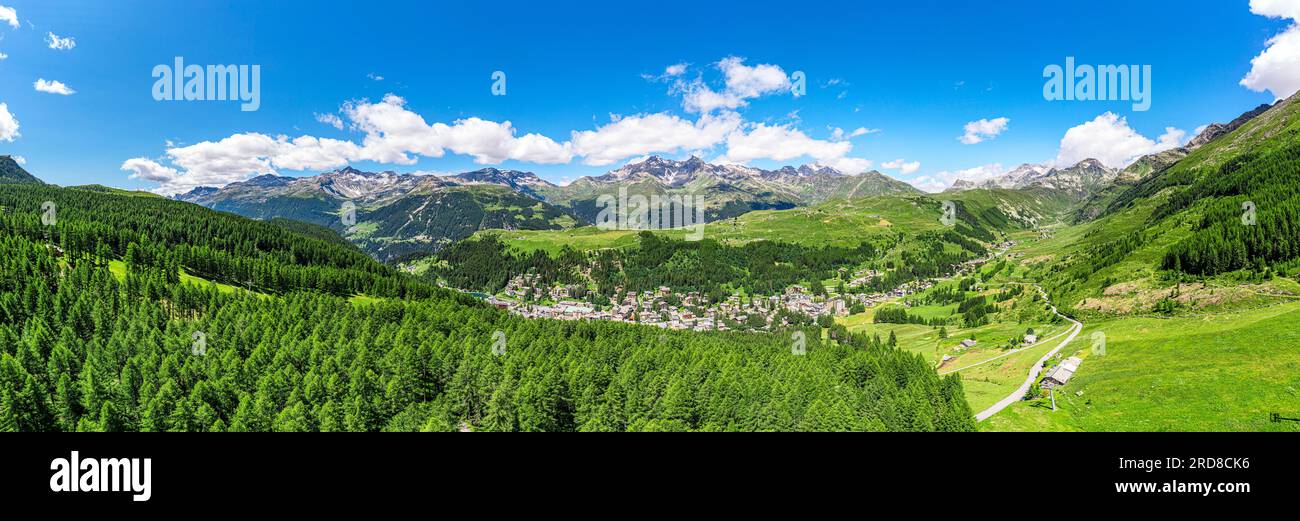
[673,56,793,113]
[0,102,18,142]
[315,112,344,130]
[126,77,890,192]
[11,155,24,164]
[367,72,384,81]
[163,133,280,186]
[129,132,368,195]
[46,32,75,51]
[818,156,875,175]
[570,111,740,166]
[34,78,75,95]
[829,126,878,141]
[268,135,365,171]
[722,123,850,164]
[881,159,921,175]
[121,157,180,183]
[344,94,572,165]
[643,63,689,82]
[1053,112,1186,168]
[1157,127,1188,147]
[719,56,790,99]
[438,117,573,164]
[1251,0,1300,20]
[676,82,744,113]
[1241,1,1300,100]
[133,94,580,193]
[908,176,947,193]
[0,52,7,60]
[719,122,874,174]
[909,163,1007,193]
[959,117,1010,144]
[0,6,16,29]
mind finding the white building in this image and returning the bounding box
[1042,357,1082,389]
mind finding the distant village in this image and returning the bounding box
[483,274,929,332]
[463,240,1015,333]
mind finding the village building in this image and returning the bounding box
[1042,357,1082,389]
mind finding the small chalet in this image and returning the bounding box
[1041,357,1083,389]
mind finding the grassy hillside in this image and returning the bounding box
[982,301,1300,432]
[485,189,1071,256]
[967,94,1300,430]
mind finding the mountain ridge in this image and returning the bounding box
[945,159,1115,198]
[173,156,922,261]
[0,156,42,185]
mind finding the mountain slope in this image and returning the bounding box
[1073,148,1189,222]
[1009,90,1300,318]
[539,156,920,223]
[357,184,578,262]
[0,156,41,185]
[485,186,1072,259]
[965,94,1300,432]
[176,167,580,262]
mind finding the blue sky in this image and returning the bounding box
[0,0,1295,193]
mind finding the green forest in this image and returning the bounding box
[433,227,988,303]
[1158,141,1300,276]
[0,184,974,432]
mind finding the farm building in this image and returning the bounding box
[961,339,978,348]
[1041,357,1083,389]
[1024,334,1038,344]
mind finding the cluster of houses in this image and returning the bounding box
[479,273,937,332]
[464,240,1016,334]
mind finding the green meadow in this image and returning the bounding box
[982,301,1300,432]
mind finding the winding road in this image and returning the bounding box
[966,284,1083,422]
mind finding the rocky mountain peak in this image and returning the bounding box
[1188,102,1275,150]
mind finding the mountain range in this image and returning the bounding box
[947,159,1126,197]
[167,94,1287,264]
[946,99,1278,206]
[175,156,920,261]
